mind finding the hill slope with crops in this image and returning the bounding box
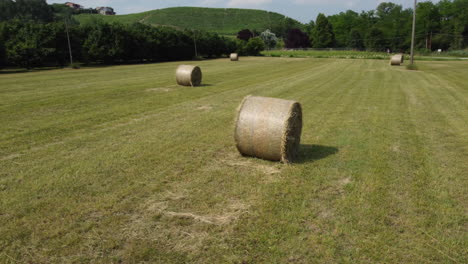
[74,7,299,35]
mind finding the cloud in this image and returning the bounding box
[294,0,349,4]
[199,0,222,5]
[227,0,272,7]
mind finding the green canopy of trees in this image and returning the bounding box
[311,13,335,48]
[324,0,468,51]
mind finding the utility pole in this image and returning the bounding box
[65,18,73,67]
[193,31,198,58]
[410,0,417,65]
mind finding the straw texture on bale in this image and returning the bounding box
[234,96,303,163]
[176,65,202,86]
[390,55,402,66]
[230,53,239,61]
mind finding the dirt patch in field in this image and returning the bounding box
[196,105,213,111]
[219,151,282,176]
[339,177,352,186]
[146,87,173,92]
[121,189,249,255]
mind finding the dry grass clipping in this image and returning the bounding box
[176,65,202,86]
[230,53,239,61]
[390,55,402,66]
[234,95,303,163]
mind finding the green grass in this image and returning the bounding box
[0,58,467,263]
[75,7,299,35]
[262,50,468,61]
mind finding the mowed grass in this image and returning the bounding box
[0,58,467,263]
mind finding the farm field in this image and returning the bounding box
[0,57,467,263]
[74,7,297,35]
[262,50,468,61]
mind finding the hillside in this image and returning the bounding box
[74,7,302,35]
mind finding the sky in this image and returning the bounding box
[47,0,439,23]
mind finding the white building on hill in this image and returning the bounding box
[96,7,116,15]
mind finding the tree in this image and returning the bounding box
[82,21,129,63]
[14,0,53,22]
[271,17,302,38]
[347,29,364,50]
[328,10,360,47]
[0,23,6,68]
[237,29,253,41]
[4,22,55,68]
[416,1,441,50]
[243,37,265,56]
[366,27,386,51]
[285,28,310,49]
[260,29,278,50]
[0,0,15,22]
[311,13,335,48]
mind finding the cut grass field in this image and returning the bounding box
[1,57,467,263]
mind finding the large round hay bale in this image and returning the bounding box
[234,96,303,163]
[399,54,404,63]
[176,65,202,86]
[390,55,402,66]
[230,53,239,61]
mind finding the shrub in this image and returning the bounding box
[260,30,278,50]
[237,29,254,41]
[244,37,266,56]
[406,64,419,70]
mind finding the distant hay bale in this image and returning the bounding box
[390,55,402,66]
[234,95,303,163]
[230,53,239,61]
[176,65,202,86]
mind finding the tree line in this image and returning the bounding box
[242,0,467,52]
[0,0,265,69]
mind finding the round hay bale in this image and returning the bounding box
[399,54,404,63]
[390,55,402,66]
[234,96,303,163]
[230,53,239,61]
[176,65,202,86]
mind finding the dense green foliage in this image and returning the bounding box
[237,29,254,41]
[311,13,335,48]
[0,23,5,69]
[74,7,302,36]
[285,28,311,48]
[347,29,364,49]
[243,37,266,55]
[260,30,278,50]
[0,19,240,68]
[0,0,53,22]
[327,0,468,51]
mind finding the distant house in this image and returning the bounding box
[65,2,82,10]
[96,7,116,16]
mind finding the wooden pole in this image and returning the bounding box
[410,0,417,65]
